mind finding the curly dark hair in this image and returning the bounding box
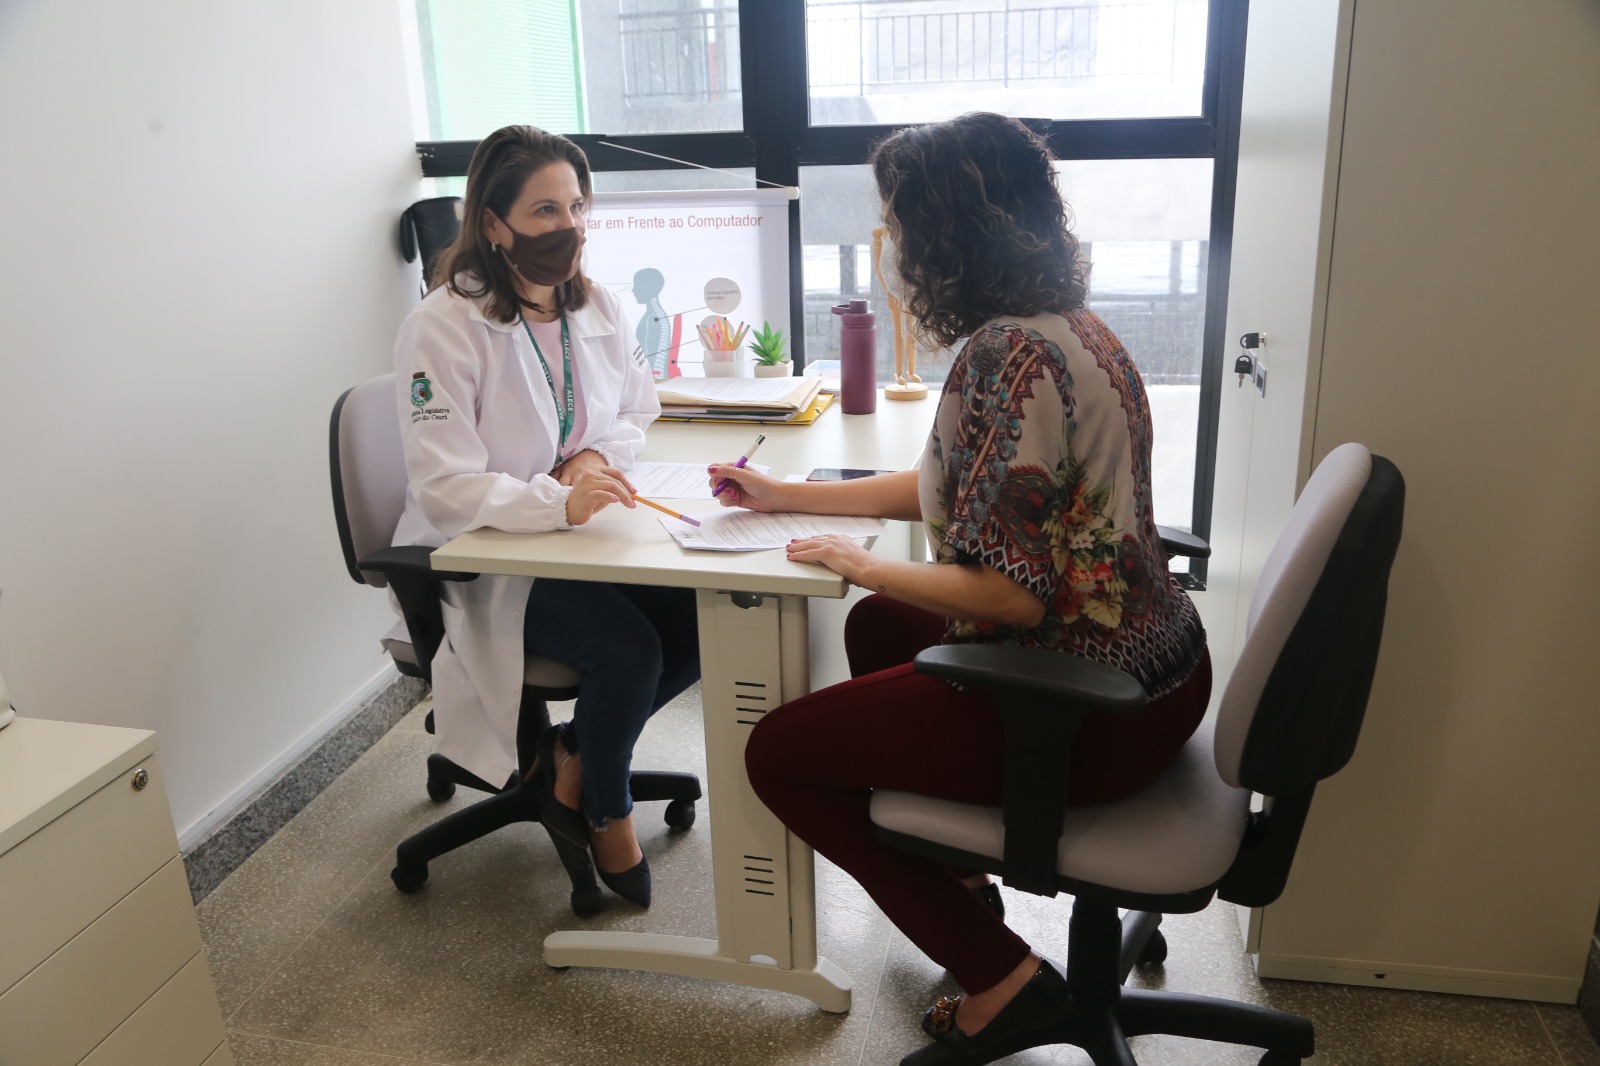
[870,112,1088,349]
[429,125,591,323]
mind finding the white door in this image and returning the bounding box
[1204,0,1357,948]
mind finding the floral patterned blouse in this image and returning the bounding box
[917,309,1206,699]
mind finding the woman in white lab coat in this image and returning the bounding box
[391,125,698,908]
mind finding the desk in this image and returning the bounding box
[430,398,937,1013]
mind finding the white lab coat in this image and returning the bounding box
[389,278,658,786]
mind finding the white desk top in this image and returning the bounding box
[431,396,939,595]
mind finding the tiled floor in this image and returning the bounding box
[197,688,1600,1066]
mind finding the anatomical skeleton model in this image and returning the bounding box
[872,226,928,401]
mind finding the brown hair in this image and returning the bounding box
[870,112,1088,349]
[429,125,592,323]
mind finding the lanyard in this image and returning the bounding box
[520,313,575,462]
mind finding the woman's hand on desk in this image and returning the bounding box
[785,533,874,585]
[565,467,636,526]
[708,463,788,512]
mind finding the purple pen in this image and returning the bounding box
[714,432,766,499]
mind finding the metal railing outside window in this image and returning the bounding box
[620,5,742,106]
[615,2,1204,107]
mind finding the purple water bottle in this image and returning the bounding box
[832,298,878,414]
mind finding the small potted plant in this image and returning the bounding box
[748,321,791,378]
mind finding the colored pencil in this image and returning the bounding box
[633,494,701,526]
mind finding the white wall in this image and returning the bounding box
[0,0,420,838]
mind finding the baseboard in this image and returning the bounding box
[1255,952,1580,1004]
[179,666,429,903]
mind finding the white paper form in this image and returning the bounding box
[629,461,772,500]
[657,509,885,552]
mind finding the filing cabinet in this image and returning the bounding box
[0,717,231,1065]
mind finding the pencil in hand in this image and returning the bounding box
[632,494,701,526]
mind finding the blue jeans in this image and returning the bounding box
[523,579,700,828]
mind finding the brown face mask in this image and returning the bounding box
[497,224,583,287]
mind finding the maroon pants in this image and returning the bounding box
[744,594,1211,995]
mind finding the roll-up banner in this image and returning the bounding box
[583,188,792,379]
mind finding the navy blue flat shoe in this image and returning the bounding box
[532,728,600,904]
[597,852,651,909]
[534,728,652,909]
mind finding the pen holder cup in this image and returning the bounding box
[704,349,740,377]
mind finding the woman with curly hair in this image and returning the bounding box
[709,112,1210,1058]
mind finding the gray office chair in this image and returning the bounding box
[330,374,701,917]
[872,443,1405,1065]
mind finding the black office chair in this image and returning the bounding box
[330,374,701,917]
[871,443,1404,1065]
[399,195,463,292]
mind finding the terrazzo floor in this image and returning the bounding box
[196,687,1600,1066]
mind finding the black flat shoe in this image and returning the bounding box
[597,851,652,909]
[533,727,600,890]
[534,728,652,909]
[904,959,1072,1066]
[975,882,1004,921]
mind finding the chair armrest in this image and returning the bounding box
[913,644,1147,896]
[355,546,478,675]
[1157,524,1211,560]
[355,545,480,583]
[913,644,1146,710]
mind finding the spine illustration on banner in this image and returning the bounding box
[631,267,680,379]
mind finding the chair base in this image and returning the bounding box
[899,903,1313,1066]
[394,699,702,916]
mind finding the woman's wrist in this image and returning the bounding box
[585,443,620,468]
[851,555,887,594]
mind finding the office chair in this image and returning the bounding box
[330,374,701,917]
[399,196,462,292]
[871,443,1404,1065]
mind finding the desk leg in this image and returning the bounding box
[543,590,852,1013]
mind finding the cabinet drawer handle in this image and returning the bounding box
[132,768,150,791]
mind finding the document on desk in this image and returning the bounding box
[658,508,885,551]
[629,461,772,500]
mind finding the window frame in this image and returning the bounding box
[413,0,1249,584]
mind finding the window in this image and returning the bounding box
[408,0,745,140]
[805,0,1209,125]
[407,0,1247,572]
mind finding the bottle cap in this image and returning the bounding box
[831,298,874,324]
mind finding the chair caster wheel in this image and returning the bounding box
[664,798,696,831]
[426,776,456,802]
[391,863,429,893]
[1138,929,1168,967]
[571,885,604,918]
[1260,1052,1302,1065]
